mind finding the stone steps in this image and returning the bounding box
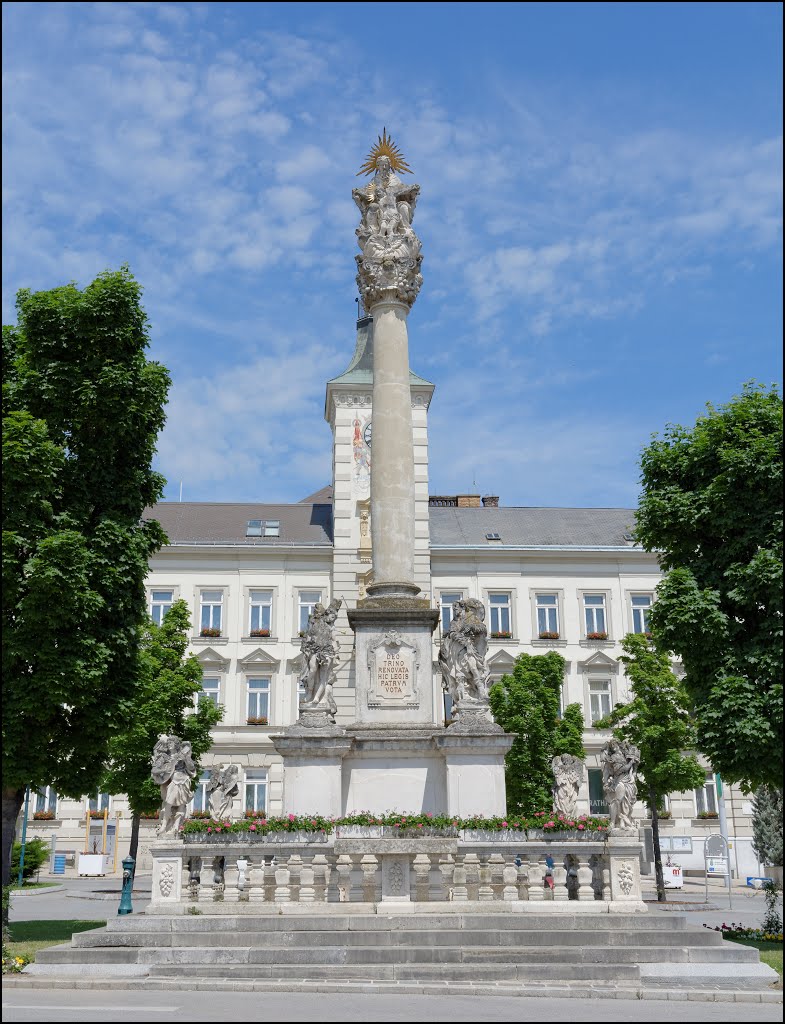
[24,910,780,996]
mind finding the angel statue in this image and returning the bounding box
[298,598,342,722]
[601,738,641,832]
[439,598,494,726]
[352,128,423,310]
[551,753,585,820]
[151,734,196,834]
[207,764,239,821]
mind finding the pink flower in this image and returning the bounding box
[207,827,212,833]
[502,821,508,828]
[288,814,295,822]
[545,821,555,828]
[311,819,317,826]
[261,819,267,826]
[394,823,400,828]
[426,812,433,818]
[578,824,585,831]
[249,824,257,831]
[215,827,222,833]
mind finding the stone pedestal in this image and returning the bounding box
[436,731,515,818]
[271,732,352,818]
[348,599,440,727]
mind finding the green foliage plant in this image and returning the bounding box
[596,633,706,902]
[2,267,170,884]
[635,382,783,790]
[488,651,585,816]
[10,839,50,881]
[752,786,783,868]
[101,600,223,862]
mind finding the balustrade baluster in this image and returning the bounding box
[451,856,468,901]
[288,853,303,903]
[360,854,379,903]
[502,855,519,901]
[223,859,240,903]
[248,856,265,902]
[264,856,277,903]
[274,856,291,903]
[576,855,595,900]
[197,857,214,903]
[312,853,329,902]
[437,855,453,902]
[489,853,505,900]
[212,856,225,902]
[299,855,316,903]
[552,860,569,902]
[412,854,431,901]
[464,852,480,900]
[527,855,545,901]
[602,856,612,902]
[186,857,201,902]
[478,854,493,901]
[335,854,353,903]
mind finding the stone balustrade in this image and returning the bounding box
[149,832,643,912]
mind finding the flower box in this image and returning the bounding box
[33,811,55,820]
[88,809,106,819]
[246,716,269,727]
[697,811,719,819]
[200,628,222,638]
[249,629,270,638]
[490,631,512,639]
[190,810,211,819]
[586,632,609,641]
[140,812,159,820]
[538,632,560,640]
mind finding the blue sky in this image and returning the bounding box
[3,2,782,508]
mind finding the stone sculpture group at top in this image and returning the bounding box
[353,129,423,310]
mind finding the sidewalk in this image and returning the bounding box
[9,875,152,922]
[642,875,780,930]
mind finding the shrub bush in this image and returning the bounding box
[11,838,50,880]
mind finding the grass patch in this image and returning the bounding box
[6,919,106,963]
[726,937,783,978]
[9,881,60,891]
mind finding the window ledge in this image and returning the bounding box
[692,817,720,827]
[579,639,614,648]
[489,637,518,644]
[241,636,278,643]
[29,819,62,826]
[641,818,676,828]
[531,639,569,647]
[192,636,230,645]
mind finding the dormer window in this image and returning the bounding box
[246,520,280,538]
[264,521,280,537]
[485,532,501,543]
[247,520,262,536]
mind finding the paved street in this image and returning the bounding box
[2,990,783,1023]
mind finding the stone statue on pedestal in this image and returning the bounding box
[298,598,342,724]
[353,129,423,309]
[551,753,584,820]
[207,764,239,821]
[439,599,498,730]
[601,738,641,832]
[151,734,196,834]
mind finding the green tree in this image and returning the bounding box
[101,600,223,863]
[11,838,50,882]
[598,633,706,902]
[2,267,170,884]
[635,382,783,791]
[489,651,585,815]
[751,786,783,869]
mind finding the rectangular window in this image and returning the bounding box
[199,676,221,707]
[583,594,607,636]
[695,776,718,815]
[249,590,273,635]
[150,589,174,626]
[199,590,223,633]
[298,591,322,633]
[536,594,559,636]
[589,679,612,724]
[88,792,110,813]
[244,770,268,814]
[631,594,653,634]
[246,520,262,536]
[588,769,609,816]
[440,592,463,635]
[488,593,511,636]
[192,772,210,814]
[263,521,280,537]
[247,677,271,723]
[35,786,58,816]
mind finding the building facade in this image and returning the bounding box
[22,316,758,881]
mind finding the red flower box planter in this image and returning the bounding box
[246,716,269,727]
[586,632,609,641]
[538,631,560,640]
[249,629,270,638]
[200,627,222,638]
[490,631,512,639]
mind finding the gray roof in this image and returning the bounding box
[145,502,333,546]
[328,316,432,388]
[429,506,638,548]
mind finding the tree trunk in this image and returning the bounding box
[128,811,141,874]
[2,786,26,887]
[649,783,666,903]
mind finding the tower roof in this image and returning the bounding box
[327,315,433,388]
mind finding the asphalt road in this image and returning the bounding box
[2,990,783,1023]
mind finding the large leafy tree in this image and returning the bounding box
[102,600,223,863]
[635,382,783,791]
[597,633,705,902]
[2,267,170,884]
[489,651,585,815]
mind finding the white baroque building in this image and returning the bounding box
[23,315,758,879]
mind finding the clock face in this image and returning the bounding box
[363,421,372,448]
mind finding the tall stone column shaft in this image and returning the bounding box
[368,300,417,596]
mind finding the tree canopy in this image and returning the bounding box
[101,600,223,861]
[489,651,585,815]
[635,382,783,790]
[2,267,170,883]
[597,633,706,900]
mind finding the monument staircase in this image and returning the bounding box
[22,909,780,1002]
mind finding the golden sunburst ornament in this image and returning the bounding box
[356,128,413,177]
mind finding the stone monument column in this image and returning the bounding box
[367,299,417,597]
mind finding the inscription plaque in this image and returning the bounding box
[368,630,419,709]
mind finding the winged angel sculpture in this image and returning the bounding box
[353,129,423,310]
